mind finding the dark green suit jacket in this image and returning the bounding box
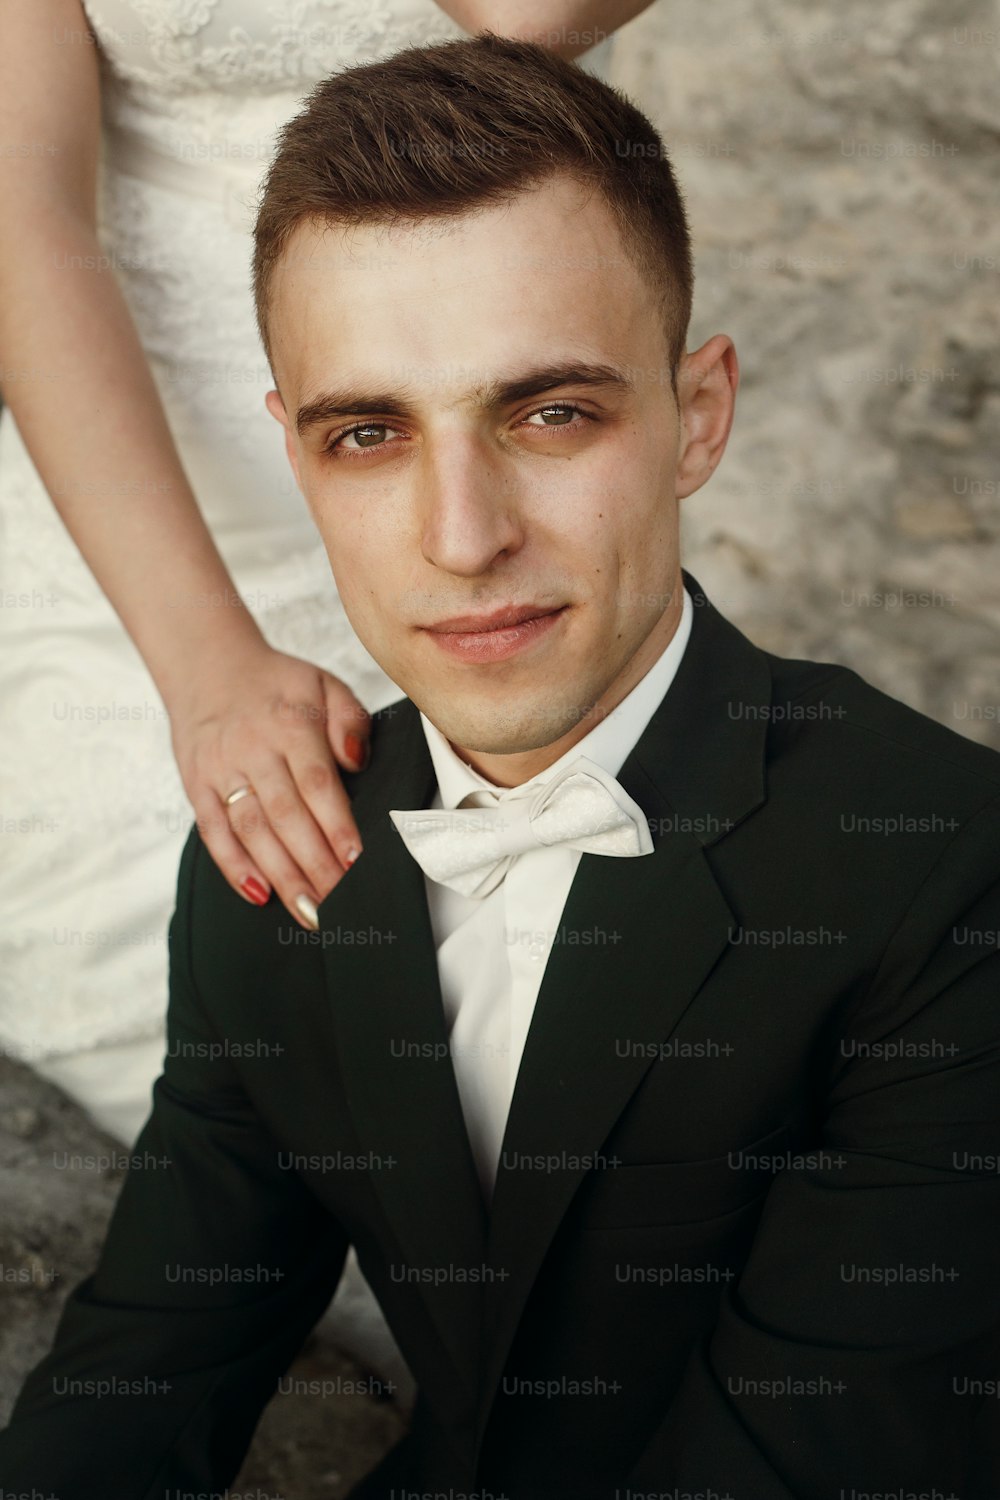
[2,573,999,1497]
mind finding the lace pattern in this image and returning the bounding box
[81,0,467,93]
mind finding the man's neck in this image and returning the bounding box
[450,586,685,788]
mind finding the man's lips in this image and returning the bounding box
[419,604,569,663]
[421,603,564,634]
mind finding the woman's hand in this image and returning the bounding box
[167,640,371,930]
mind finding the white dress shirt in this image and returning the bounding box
[416,588,693,1202]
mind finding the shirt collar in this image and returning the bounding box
[418,585,693,811]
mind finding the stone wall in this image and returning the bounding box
[613,0,1000,747]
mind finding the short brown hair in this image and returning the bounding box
[253,33,693,385]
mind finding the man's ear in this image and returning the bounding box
[265,387,304,494]
[674,334,739,500]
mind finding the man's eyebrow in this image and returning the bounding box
[294,362,635,437]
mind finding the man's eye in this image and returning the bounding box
[325,422,403,457]
[522,404,589,430]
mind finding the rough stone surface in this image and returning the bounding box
[0,1057,404,1497]
[613,0,1000,748]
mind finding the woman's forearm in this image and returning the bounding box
[433,0,656,57]
[0,198,265,707]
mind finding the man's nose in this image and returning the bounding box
[418,430,525,577]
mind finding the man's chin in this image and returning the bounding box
[414,698,585,759]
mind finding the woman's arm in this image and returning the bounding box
[0,0,370,928]
[432,0,657,58]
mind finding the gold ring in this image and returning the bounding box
[225,785,253,807]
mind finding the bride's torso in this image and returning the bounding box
[79,3,614,565]
[82,0,470,570]
[3,2,614,581]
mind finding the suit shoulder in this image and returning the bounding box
[368,694,419,754]
[371,694,414,729]
[764,650,1000,806]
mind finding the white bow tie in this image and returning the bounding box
[389,755,653,899]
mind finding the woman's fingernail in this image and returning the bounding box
[241,876,270,906]
[295,894,319,930]
[344,845,361,868]
[345,731,369,769]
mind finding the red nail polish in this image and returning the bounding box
[241,876,270,906]
[345,731,369,769]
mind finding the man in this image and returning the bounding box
[1,33,998,1500]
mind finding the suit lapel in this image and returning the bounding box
[316,700,489,1390]
[314,574,774,1440]
[472,576,774,1446]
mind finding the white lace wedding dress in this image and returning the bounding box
[0,0,613,1385]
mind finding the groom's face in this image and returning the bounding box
[266,174,711,756]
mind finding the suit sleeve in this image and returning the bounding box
[0,827,351,1499]
[626,796,1000,1499]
